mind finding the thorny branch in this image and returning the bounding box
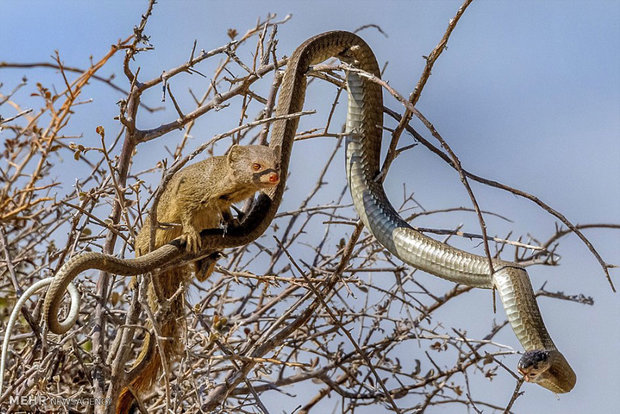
[0,2,615,414]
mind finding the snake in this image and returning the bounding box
[2,31,576,396]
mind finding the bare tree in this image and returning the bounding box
[0,2,616,413]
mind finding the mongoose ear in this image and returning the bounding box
[227,145,242,163]
[271,144,281,158]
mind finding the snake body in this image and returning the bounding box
[38,31,574,393]
[43,247,184,334]
[337,31,575,392]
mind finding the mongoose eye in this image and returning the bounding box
[252,163,262,171]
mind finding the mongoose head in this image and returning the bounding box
[227,144,280,191]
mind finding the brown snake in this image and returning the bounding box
[32,31,576,394]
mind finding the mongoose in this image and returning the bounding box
[116,144,280,413]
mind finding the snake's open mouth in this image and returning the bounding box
[518,368,533,382]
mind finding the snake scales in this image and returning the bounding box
[32,31,576,394]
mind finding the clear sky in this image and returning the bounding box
[1,1,619,413]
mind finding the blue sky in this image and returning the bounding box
[1,1,619,413]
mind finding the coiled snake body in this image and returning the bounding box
[2,31,576,397]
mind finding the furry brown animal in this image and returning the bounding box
[116,144,280,413]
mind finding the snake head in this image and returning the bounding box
[518,349,576,393]
[518,350,551,383]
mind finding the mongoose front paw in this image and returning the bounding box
[182,229,202,254]
[221,209,241,232]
